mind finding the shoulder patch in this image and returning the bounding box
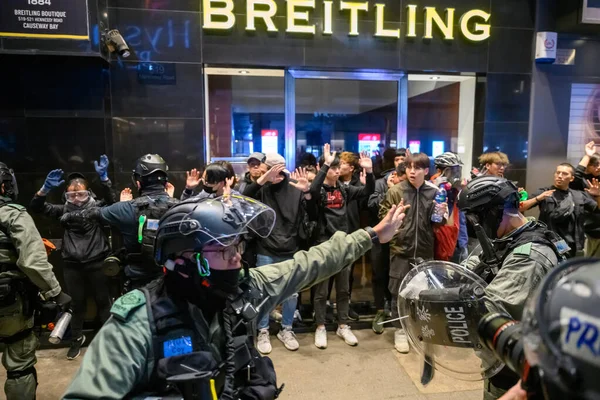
[512,243,532,257]
[110,289,146,321]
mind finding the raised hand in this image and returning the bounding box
[165,182,175,197]
[120,188,133,201]
[258,164,285,186]
[186,169,201,190]
[585,141,597,157]
[586,178,600,197]
[289,167,310,192]
[41,169,65,194]
[94,155,109,181]
[373,200,410,244]
[358,151,373,173]
[387,172,396,188]
[223,177,234,198]
[323,143,337,166]
[360,168,367,185]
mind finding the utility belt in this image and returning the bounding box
[0,275,38,317]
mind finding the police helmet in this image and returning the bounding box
[0,162,18,201]
[133,154,169,178]
[154,195,275,264]
[457,176,519,214]
[434,152,463,169]
[521,258,600,399]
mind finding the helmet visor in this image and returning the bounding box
[178,195,276,247]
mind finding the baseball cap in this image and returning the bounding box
[264,153,290,174]
[248,152,266,164]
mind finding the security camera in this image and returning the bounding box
[102,29,130,58]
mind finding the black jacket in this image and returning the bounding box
[340,173,364,234]
[243,176,316,257]
[310,164,375,244]
[30,179,115,264]
[570,165,600,238]
[368,168,395,225]
[236,172,254,195]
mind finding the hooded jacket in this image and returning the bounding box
[570,165,600,238]
[30,179,115,263]
[243,176,314,257]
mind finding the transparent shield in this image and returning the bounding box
[178,195,276,246]
[398,261,506,381]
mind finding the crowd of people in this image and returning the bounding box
[2,138,600,400]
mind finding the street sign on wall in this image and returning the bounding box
[0,0,89,40]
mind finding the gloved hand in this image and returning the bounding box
[94,155,109,181]
[40,169,64,195]
[59,211,84,226]
[52,291,72,311]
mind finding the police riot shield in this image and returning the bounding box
[398,261,506,381]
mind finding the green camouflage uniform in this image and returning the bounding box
[0,196,61,400]
[64,230,373,399]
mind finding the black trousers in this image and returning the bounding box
[63,260,112,339]
[370,242,391,310]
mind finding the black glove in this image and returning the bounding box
[59,211,83,226]
[52,291,72,311]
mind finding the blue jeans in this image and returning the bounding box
[256,254,298,330]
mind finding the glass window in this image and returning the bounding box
[295,79,398,165]
[206,69,284,160]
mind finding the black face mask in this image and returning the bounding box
[201,183,217,194]
[209,268,241,294]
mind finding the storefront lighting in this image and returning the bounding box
[239,70,250,74]
[430,76,441,80]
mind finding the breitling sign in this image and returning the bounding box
[202,0,491,42]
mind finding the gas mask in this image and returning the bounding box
[439,166,463,191]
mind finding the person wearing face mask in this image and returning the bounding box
[236,152,266,194]
[30,157,115,360]
[62,195,408,399]
[430,152,469,263]
[60,154,179,292]
[181,161,239,201]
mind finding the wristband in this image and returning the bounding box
[364,227,379,244]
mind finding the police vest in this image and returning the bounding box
[132,279,280,400]
[0,201,24,270]
[128,196,178,266]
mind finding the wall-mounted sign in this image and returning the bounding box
[582,0,600,24]
[409,140,421,154]
[0,0,89,40]
[202,1,491,42]
[432,141,445,158]
[358,133,381,155]
[261,129,278,154]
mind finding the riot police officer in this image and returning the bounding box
[63,195,407,399]
[61,154,178,291]
[0,162,71,400]
[457,176,566,399]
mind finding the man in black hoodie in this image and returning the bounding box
[309,144,375,349]
[570,141,600,257]
[243,153,315,355]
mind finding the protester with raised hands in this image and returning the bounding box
[242,153,317,354]
[181,161,239,201]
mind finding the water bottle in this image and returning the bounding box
[48,311,72,344]
[431,187,447,223]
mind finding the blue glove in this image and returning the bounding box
[41,169,64,194]
[94,155,109,181]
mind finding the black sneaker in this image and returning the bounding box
[67,335,86,360]
[348,307,360,322]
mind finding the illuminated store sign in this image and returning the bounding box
[202,1,491,42]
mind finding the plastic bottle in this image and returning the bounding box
[431,187,447,223]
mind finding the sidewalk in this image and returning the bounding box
[0,329,483,400]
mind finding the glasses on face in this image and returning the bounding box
[65,190,90,202]
[202,241,246,260]
[493,163,508,169]
[248,161,261,169]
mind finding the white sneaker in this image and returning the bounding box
[395,329,409,353]
[336,325,358,346]
[277,327,299,351]
[314,326,328,349]
[257,329,272,354]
